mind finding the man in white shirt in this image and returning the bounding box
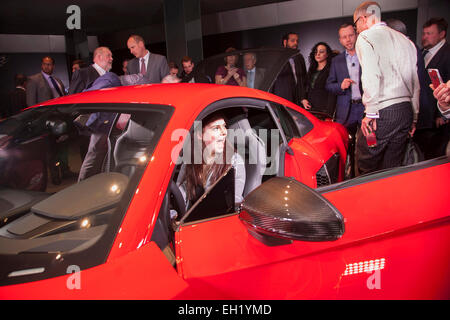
[353,1,420,174]
[69,46,113,94]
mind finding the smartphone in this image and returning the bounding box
[366,126,377,148]
[428,68,444,89]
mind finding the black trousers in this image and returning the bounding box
[356,102,413,175]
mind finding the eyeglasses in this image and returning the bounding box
[353,16,363,28]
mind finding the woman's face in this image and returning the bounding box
[314,45,328,64]
[202,118,227,156]
[226,55,237,66]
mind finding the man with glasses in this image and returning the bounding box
[353,1,419,174]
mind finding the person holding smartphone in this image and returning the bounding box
[353,1,419,175]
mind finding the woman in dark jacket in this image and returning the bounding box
[301,42,337,118]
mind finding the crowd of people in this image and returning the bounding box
[1,1,449,184]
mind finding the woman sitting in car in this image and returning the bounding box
[178,112,246,209]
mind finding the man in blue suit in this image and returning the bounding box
[326,23,363,177]
[326,23,364,130]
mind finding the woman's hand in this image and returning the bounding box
[227,67,238,77]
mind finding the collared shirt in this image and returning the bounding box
[424,39,446,67]
[92,63,107,77]
[345,50,361,100]
[246,67,256,88]
[41,71,63,98]
[140,50,150,72]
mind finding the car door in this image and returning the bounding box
[175,157,450,299]
[172,101,343,299]
[173,179,345,299]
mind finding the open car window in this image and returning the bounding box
[178,167,236,226]
[0,103,173,286]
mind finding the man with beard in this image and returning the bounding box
[271,32,307,106]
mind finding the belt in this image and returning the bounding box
[351,99,362,104]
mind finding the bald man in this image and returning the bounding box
[69,46,113,94]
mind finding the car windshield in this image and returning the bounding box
[196,47,299,91]
[0,103,173,286]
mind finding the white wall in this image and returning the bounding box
[201,0,418,35]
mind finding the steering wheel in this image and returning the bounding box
[169,180,186,219]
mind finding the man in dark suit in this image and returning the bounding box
[126,34,169,83]
[69,46,113,94]
[26,56,65,107]
[243,52,265,89]
[271,32,307,105]
[326,23,363,177]
[326,23,364,130]
[26,56,68,184]
[417,17,450,158]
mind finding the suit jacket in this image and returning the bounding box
[69,65,101,94]
[271,54,307,105]
[84,72,122,92]
[126,52,170,84]
[326,52,363,124]
[420,41,450,127]
[26,72,65,107]
[307,64,336,117]
[245,67,265,89]
[83,72,122,134]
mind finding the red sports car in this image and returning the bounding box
[0,57,448,299]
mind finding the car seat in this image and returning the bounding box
[113,116,154,177]
[227,115,267,197]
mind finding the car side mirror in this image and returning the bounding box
[239,177,344,246]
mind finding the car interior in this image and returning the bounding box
[0,104,171,262]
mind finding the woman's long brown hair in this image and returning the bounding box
[183,112,233,202]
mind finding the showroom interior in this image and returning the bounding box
[0,0,449,94]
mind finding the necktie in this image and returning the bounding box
[140,58,146,75]
[422,49,429,58]
[247,69,255,88]
[49,76,63,97]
